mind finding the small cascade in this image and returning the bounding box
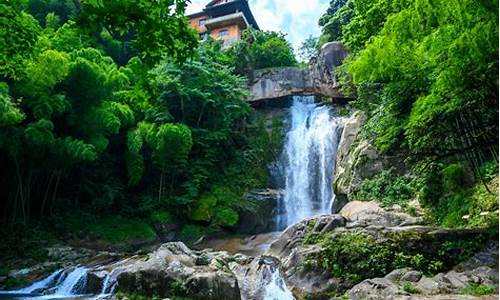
[263,268,295,300]
[274,96,344,229]
[54,266,89,296]
[1,269,64,295]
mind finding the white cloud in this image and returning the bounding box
[186,0,329,52]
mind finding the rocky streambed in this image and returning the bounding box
[1,201,497,300]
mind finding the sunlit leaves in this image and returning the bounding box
[0,83,25,127]
[0,3,41,80]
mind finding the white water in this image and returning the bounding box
[54,266,88,296]
[263,268,295,300]
[1,270,64,295]
[275,96,344,229]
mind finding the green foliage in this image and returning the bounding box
[179,224,206,242]
[0,83,25,127]
[401,282,422,294]
[305,230,485,286]
[460,283,496,296]
[352,169,416,207]
[298,36,319,62]
[87,216,157,242]
[225,28,297,76]
[151,211,173,223]
[0,3,41,80]
[0,0,283,247]
[76,0,198,65]
[441,163,470,192]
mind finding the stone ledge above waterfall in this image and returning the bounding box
[248,42,348,103]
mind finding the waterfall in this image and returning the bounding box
[274,96,344,229]
[54,266,88,296]
[0,267,89,299]
[1,269,64,295]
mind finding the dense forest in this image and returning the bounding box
[0,0,298,256]
[319,0,499,230]
[0,0,498,298]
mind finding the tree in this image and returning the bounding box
[298,36,319,62]
[226,28,297,77]
[76,0,199,65]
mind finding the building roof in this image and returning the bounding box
[187,0,260,30]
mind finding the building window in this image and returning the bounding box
[219,29,229,38]
[199,19,207,26]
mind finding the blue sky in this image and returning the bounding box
[186,0,329,52]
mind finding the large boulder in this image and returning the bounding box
[115,242,241,300]
[236,189,282,234]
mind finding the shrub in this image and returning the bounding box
[305,230,486,287]
[460,283,496,296]
[401,282,422,294]
[352,169,416,207]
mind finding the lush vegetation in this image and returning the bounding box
[319,0,499,228]
[304,229,487,287]
[225,28,298,78]
[0,0,293,256]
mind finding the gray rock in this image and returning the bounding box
[186,271,241,300]
[347,277,401,300]
[416,277,441,294]
[385,269,411,283]
[237,189,281,234]
[248,43,348,102]
[401,271,423,283]
[115,242,241,300]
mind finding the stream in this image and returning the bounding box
[0,96,345,300]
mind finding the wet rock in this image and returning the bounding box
[236,189,282,234]
[186,271,240,300]
[85,270,106,294]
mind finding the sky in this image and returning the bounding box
[186,0,330,52]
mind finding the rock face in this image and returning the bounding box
[334,111,407,198]
[334,111,384,196]
[264,203,495,299]
[248,42,347,102]
[236,189,282,234]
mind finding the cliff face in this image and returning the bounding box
[248,42,348,102]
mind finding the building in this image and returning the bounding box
[187,0,260,47]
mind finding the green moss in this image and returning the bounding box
[179,224,206,242]
[88,216,157,242]
[460,283,496,296]
[401,282,422,294]
[150,211,173,223]
[2,277,29,289]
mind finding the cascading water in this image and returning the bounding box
[274,96,344,230]
[54,266,88,296]
[0,266,89,299]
